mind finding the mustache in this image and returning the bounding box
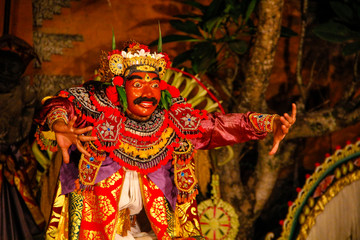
[133,97,158,106]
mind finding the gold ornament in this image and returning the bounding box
[198,174,239,240]
[109,54,125,76]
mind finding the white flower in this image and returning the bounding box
[122,51,134,58]
[121,49,163,60]
[138,49,147,56]
[152,52,164,60]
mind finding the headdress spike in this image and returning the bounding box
[112,27,116,50]
[157,21,162,53]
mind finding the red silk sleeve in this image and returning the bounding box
[191,112,268,150]
[34,97,86,130]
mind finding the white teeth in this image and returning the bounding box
[139,102,153,108]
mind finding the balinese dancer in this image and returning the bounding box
[35,42,296,240]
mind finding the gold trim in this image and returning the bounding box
[296,170,360,240]
[278,140,360,240]
[119,128,173,158]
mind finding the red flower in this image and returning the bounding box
[113,76,124,86]
[106,86,119,104]
[139,44,150,52]
[108,49,121,59]
[161,52,172,68]
[168,86,180,98]
[128,43,150,52]
[160,80,168,90]
[128,42,137,48]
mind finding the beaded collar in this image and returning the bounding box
[59,84,207,174]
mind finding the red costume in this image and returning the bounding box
[35,42,276,240]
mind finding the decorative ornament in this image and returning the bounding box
[274,139,360,240]
[198,174,239,240]
[107,42,171,79]
[109,54,124,75]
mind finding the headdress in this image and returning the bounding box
[108,42,171,79]
[99,41,178,111]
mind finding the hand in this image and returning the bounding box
[269,103,296,155]
[52,116,97,163]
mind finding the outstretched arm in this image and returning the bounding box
[269,103,296,155]
[52,116,97,163]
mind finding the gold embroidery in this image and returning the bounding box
[249,113,277,132]
[83,193,95,222]
[69,192,83,240]
[149,197,168,224]
[98,195,116,221]
[82,230,103,239]
[14,173,45,227]
[175,201,202,237]
[104,222,115,238]
[115,208,131,236]
[119,128,173,158]
[46,182,68,240]
[57,191,70,239]
[79,154,103,185]
[83,195,115,223]
[98,170,123,188]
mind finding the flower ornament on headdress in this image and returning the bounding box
[108,42,171,79]
[103,41,177,111]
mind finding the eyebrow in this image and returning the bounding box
[127,75,142,81]
[127,75,161,81]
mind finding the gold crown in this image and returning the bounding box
[108,43,168,78]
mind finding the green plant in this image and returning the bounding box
[152,0,296,75]
[312,0,360,56]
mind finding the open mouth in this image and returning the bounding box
[139,101,154,108]
[134,97,158,107]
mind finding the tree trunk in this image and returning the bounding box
[223,0,286,239]
[238,0,285,113]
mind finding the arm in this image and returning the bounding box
[191,103,296,155]
[191,112,269,150]
[34,97,96,163]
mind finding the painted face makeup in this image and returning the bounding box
[125,72,161,118]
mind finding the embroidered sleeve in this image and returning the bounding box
[249,113,278,133]
[34,96,76,152]
[191,112,268,150]
[46,108,69,131]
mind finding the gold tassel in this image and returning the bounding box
[194,150,211,196]
[116,208,131,236]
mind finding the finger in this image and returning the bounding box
[269,141,280,155]
[283,113,294,125]
[61,147,70,164]
[280,116,291,128]
[78,135,98,142]
[282,124,289,134]
[68,116,77,129]
[291,103,297,120]
[74,126,93,135]
[76,141,91,158]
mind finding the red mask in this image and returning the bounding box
[125,72,161,118]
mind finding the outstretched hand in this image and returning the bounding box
[52,116,97,163]
[269,103,297,155]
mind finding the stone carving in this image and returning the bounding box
[33,74,83,101]
[32,0,79,27]
[33,32,83,68]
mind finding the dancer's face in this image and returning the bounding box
[125,72,161,117]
